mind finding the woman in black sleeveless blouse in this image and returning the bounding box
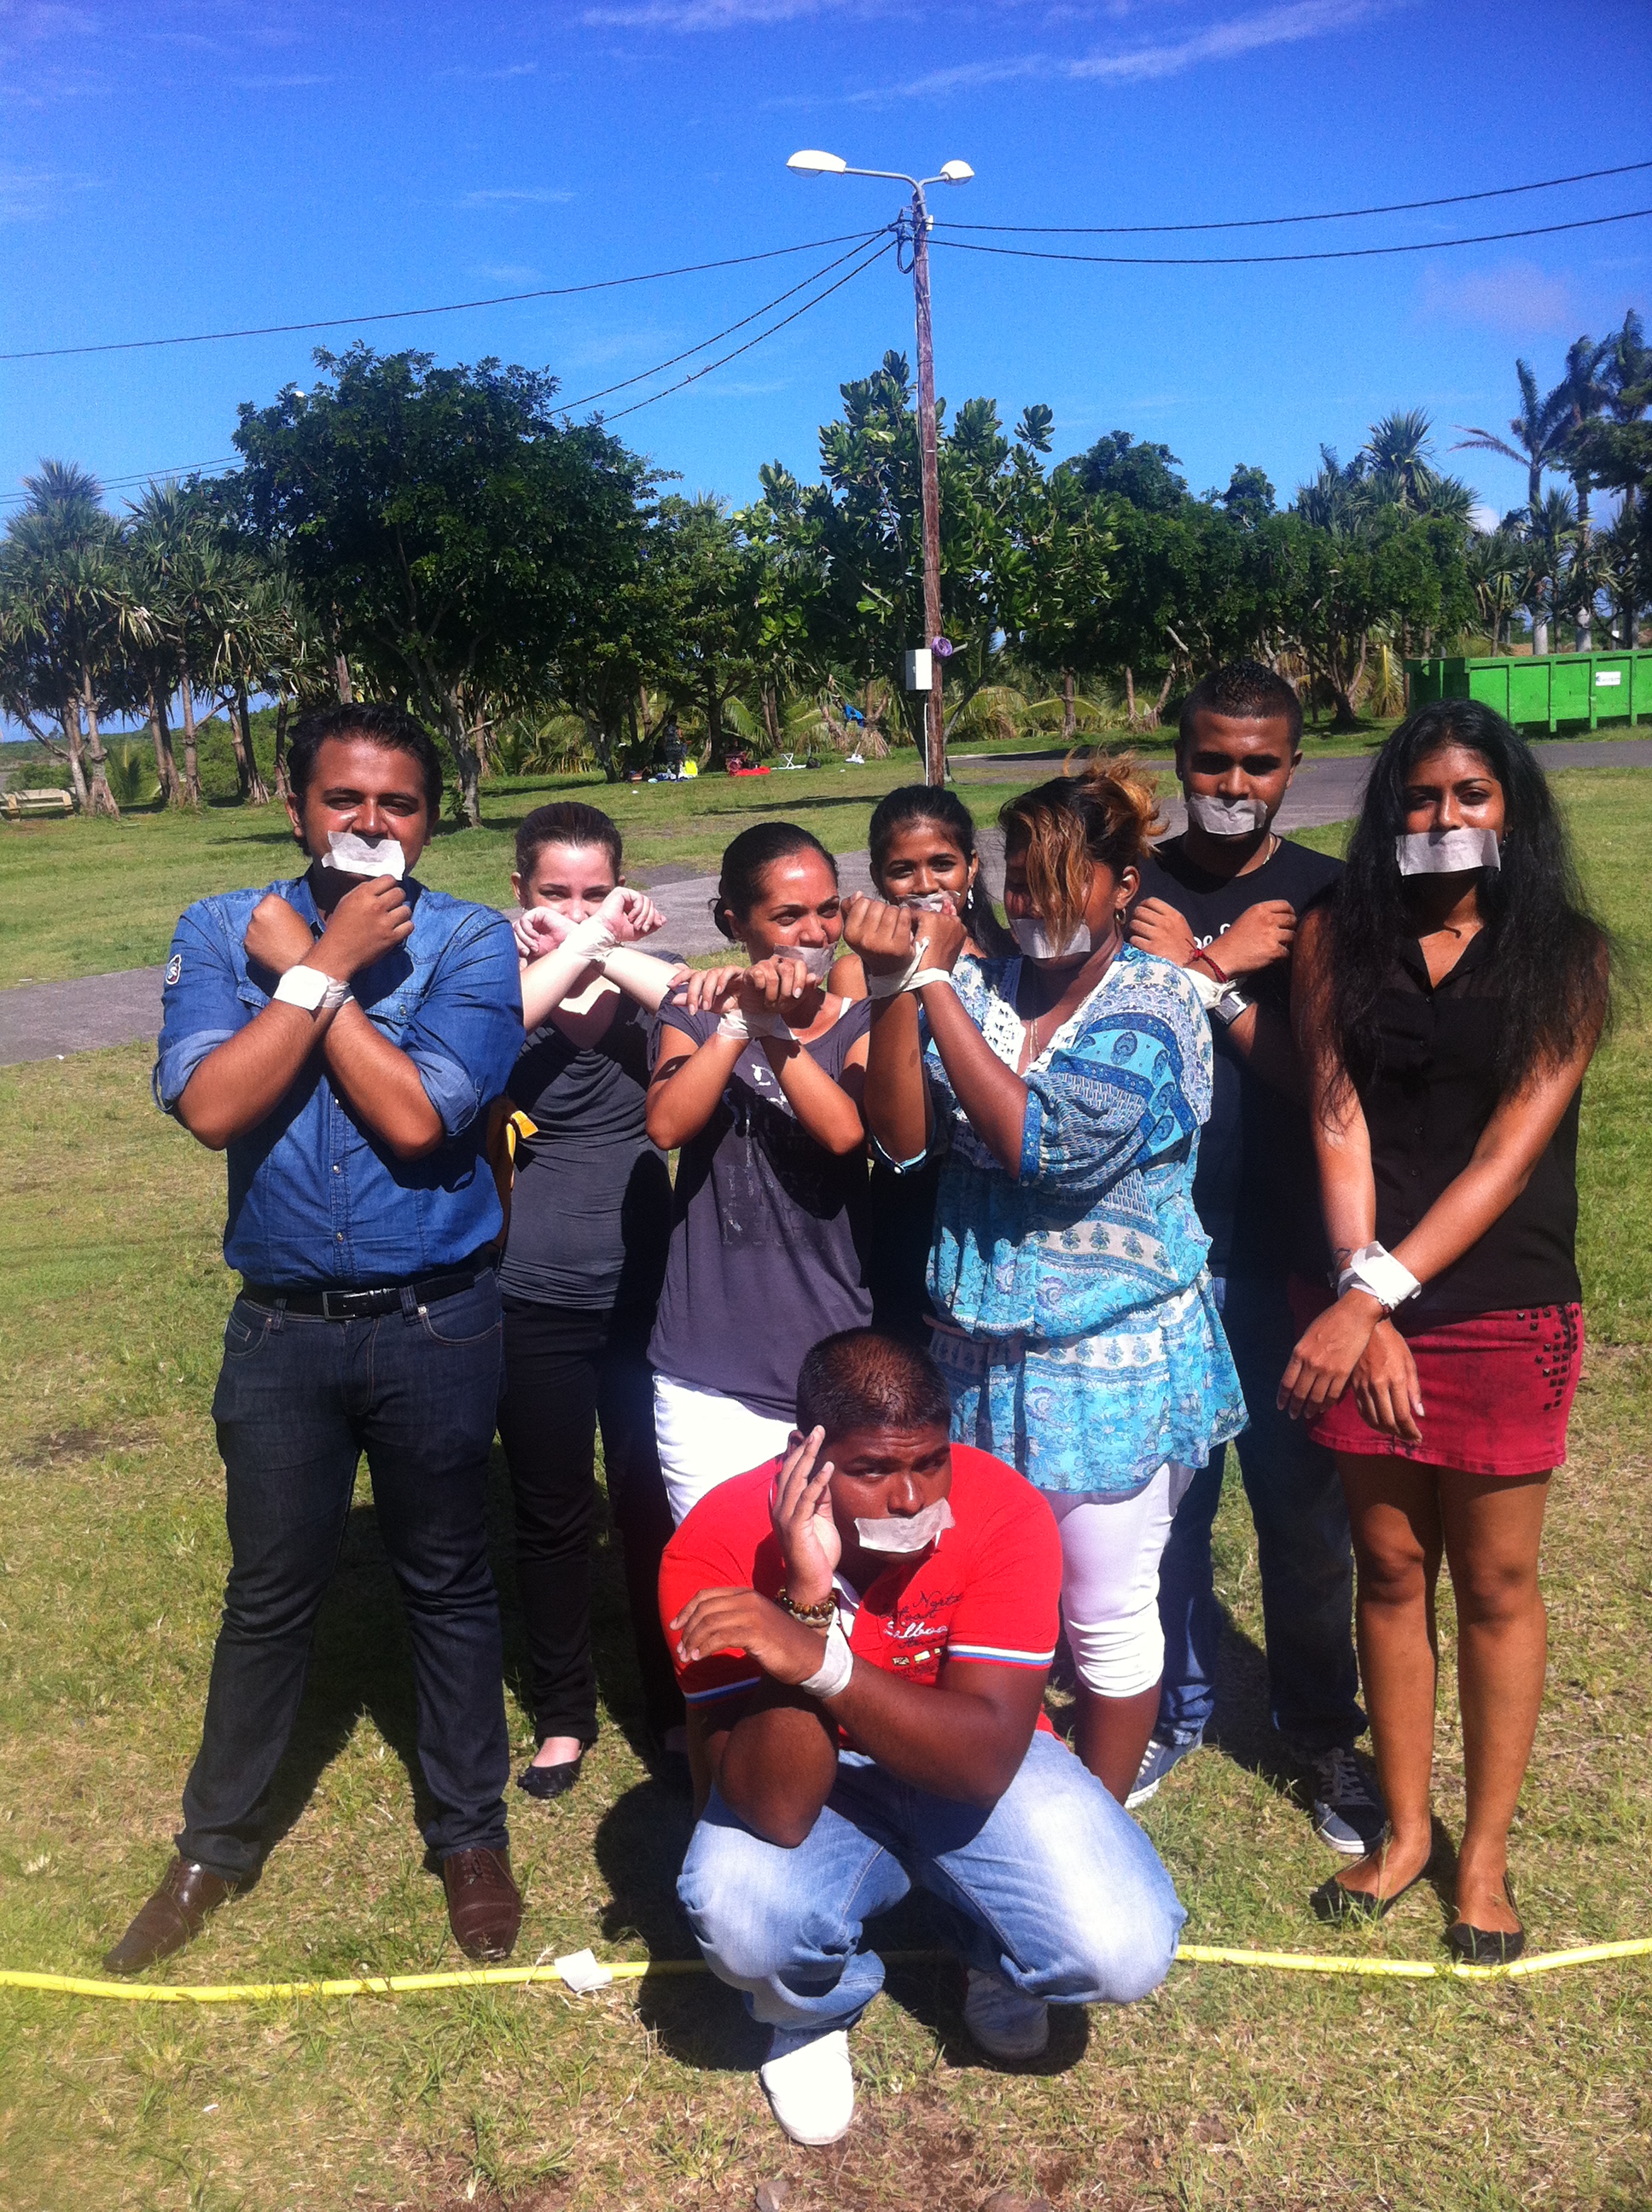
[1281,703,1610,1959]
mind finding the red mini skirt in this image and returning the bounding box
[1287,1284,1583,1477]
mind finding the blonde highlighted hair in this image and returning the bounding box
[1000,752,1163,948]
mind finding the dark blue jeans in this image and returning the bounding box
[1155,1274,1364,1758]
[178,1276,511,1883]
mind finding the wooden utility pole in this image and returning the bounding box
[910,185,945,788]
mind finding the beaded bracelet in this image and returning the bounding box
[774,1590,837,1628]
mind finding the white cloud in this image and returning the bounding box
[869,0,1388,100]
[230,73,330,90]
[458,185,576,207]
[1420,259,1575,336]
[472,263,545,283]
[0,159,94,218]
[582,0,870,24]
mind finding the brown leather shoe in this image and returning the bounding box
[443,1846,521,1961]
[104,1856,238,1975]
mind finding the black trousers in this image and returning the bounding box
[497,1295,683,1748]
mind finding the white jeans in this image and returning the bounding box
[653,1374,794,1527]
[1047,1464,1195,1698]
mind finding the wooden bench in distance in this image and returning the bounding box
[3,789,75,819]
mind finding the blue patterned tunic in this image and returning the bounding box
[917,945,1245,1497]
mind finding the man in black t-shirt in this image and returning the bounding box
[1126,663,1384,1855]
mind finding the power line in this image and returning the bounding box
[604,236,894,422]
[0,231,890,365]
[931,205,1652,269]
[0,238,896,501]
[935,157,1652,236]
[560,230,888,412]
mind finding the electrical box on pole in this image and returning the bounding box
[904,648,934,692]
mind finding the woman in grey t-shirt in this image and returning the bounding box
[646,824,873,1523]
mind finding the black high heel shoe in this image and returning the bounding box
[1447,1875,1525,1963]
[516,1750,584,1802]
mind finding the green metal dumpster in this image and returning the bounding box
[1406,649,1650,731]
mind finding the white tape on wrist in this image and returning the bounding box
[273,965,351,1014]
[864,941,957,999]
[1337,1242,1422,1313]
[564,917,620,967]
[800,1618,854,1700]
[716,1003,788,1043]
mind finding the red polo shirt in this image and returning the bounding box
[658,1443,1062,1746]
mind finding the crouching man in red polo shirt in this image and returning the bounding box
[660,1328,1185,2147]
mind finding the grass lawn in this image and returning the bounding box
[1,778,1649,2209]
[0,719,1411,992]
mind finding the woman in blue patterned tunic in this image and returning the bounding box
[846,757,1243,1799]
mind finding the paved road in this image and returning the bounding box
[5,737,1649,1067]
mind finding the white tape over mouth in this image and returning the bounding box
[319,830,407,880]
[1010,917,1091,961]
[1395,827,1501,876]
[1188,792,1270,837]
[854,1498,956,1553]
[771,941,835,981]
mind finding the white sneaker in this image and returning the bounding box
[758,2029,855,2145]
[963,1967,1050,2061]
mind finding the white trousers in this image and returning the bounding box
[1047,1464,1195,1699]
[653,1374,794,1527]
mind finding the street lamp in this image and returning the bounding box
[788,148,974,786]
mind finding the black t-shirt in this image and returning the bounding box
[1134,835,1341,1280]
[1357,933,1581,1322]
[498,991,672,1313]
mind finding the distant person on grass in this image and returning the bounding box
[1281,701,1610,1959]
[1126,662,1384,1856]
[661,1329,1183,2148]
[108,703,525,1975]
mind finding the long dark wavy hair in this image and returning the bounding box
[1328,700,1609,1092]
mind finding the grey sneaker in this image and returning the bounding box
[1126,1728,1204,1810]
[1310,1747,1387,1855]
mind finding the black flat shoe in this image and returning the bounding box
[516,1752,583,1802]
[1312,1859,1432,1925]
[1448,1877,1525,1963]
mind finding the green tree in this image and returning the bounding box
[0,463,129,817]
[1547,335,1616,644]
[751,354,1064,756]
[1064,430,1188,513]
[1453,360,1571,514]
[232,346,650,825]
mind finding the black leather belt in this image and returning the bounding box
[241,1255,494,1321]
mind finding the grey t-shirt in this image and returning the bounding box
[648,996,874,1417]
[498,992,672,1312]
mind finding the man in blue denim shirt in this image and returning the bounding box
[106,704,526,1975]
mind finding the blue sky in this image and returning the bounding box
[0,0,1649,532]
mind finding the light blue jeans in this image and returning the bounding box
[677,1730,1185,2052]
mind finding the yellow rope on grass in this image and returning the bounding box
[2,1936,1650,2005]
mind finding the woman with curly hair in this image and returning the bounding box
[848,757,1243,1802]
[1281,701,1611,1958]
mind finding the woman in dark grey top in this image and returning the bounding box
[497,802,688,1799]
[645,823,873,1523]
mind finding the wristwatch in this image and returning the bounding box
[1184,962,1251,1028]
[272,964,351,1014]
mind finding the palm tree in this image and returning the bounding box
[1522,488,1577,656]
[1597,500,1645,650]
[0,463,128,817]
[1453,361,1569,515]
[1465,526,1525,653]
[1546,335,1616,646]
[1362,408,1443,510]
[126,480,234,806]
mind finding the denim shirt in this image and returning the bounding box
[922,945,1215,1338]
[154,875,523,1285]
